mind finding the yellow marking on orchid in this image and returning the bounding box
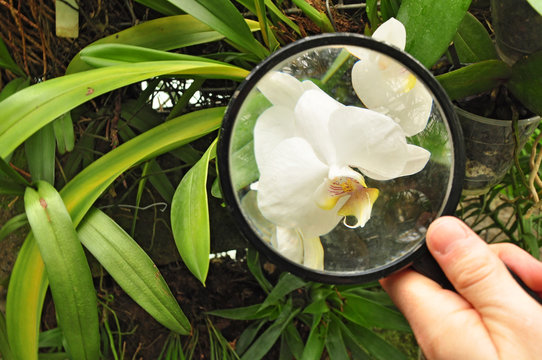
[403,73,417,93]
[338,187,379,228]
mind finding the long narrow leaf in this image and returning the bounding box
[0,77,30,102]
[66,15,261,73]
[259,273,306,310]
[6,107,224,360]
[0,37,25,77]
[53,113,75,155]
[24,181,100,360]
[171,138,217,284]
[0,213,28,243]
[0,311,14,360]
[25,123,56,184]
[78,208,191,334]
[172,0,269,59]
[0,61,248,159]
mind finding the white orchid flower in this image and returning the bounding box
[349,17,433,137]
[251,72,430,269]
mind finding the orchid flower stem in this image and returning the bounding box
[321,49,351,85]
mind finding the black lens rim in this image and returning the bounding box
[217,33,465,284]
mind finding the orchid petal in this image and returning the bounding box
[273,226,304,264]
[338,187,379,228]
[400,144,431,177]
[294,89,342,164]
[328,106,409,180]
[372,17,406,50]
[302,235,324,270]
[256,137,342,237]
[257,71,306,108]
[254,106,296,166]
[351,59,433,136]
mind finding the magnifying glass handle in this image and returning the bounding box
[412,248,542,305]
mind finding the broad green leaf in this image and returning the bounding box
[52,113,75,155]
[171,0,269,59]
[300,315,326,360]
[6,107,223,360]
[259,273,307,310]
[528,0,542,15]
[78,208,191,334]
[0,37,25,77]
[207,304,274,321]
[24,181,99,360]
[0,77,30,102]
[325,319,349,360]
[397,0,472,67]
[66,15,261,73]
[341,293,411,332]
[380,0,400,21]
[171,139,217,284]
[25,123,56,184]
[509,50,542,116]
[0,213,28,243]
[241,304,300,360]
[0,311,14,360]
[284,323,304,360]
[291,0,334,32]
[236,320,267,356]
[0,61,248,159]
[344,322,407,360]
[436,59,512,101]
[453,12,497,63]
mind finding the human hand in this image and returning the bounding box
[380,216,542,360]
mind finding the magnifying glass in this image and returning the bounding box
[216,33,538,299]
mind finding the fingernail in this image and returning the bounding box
[427,217,470,256]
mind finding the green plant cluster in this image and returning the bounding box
[0,0,541,359]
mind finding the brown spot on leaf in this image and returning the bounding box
[86,87,94,95]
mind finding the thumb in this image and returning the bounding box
[426,216,534,310]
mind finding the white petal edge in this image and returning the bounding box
[399,144,431,177]
[273,226,304,264]
[372,17,406,50]
[302,235,324,270]
[257,71,306,108]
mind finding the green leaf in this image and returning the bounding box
[300,315,326,360]
[0,61,248,160]
[80,44,222,68]
[207,304,274,321]
[67,14,261,73]
[397,0,472,67]
[340,293,411,332]
[0,77,30,102]
[291,0,335,32]
[171,0,269,59]
[236,320,267,356]
[38,328,63,348]
[344,322,407,360]
[509,50,542,116]
[247,248,272,293]
[171,139,217,284]
[365,0,380,30]
[0,311,14,360]
[325,319,349,360]
[146,160,176,203]
[0,213,28,243]
[52,113,75,155]
[24,181,100,360]
[284,323,304,359]
[453,12,497,63]
[0,37,25,77]
[527,0,542,15]
[236,0,300,35]
[25,123,56,184]
[6,107,223,360]
[436,59,512,100]
[78,208,191,334]
[0,157,31,187]
[5,234,48,360]
[241,304,300,360]
[259,273,307,310]
[133,0,184,15]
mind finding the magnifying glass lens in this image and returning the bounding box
[221,36,462,283]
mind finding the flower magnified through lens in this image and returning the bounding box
[249,67,431,270]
